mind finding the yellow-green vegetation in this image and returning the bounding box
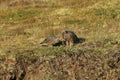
[0,0,120,57]
[0,0,120,79]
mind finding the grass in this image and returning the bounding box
[0,0,120,59]
[0,1,120,79]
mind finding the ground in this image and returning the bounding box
[0,0,120,80]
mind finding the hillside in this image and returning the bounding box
[0,0,120,80]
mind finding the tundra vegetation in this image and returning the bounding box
[0,0,120,80]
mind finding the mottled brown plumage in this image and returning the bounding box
[40,36,62,47]
[61,30,79,46]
